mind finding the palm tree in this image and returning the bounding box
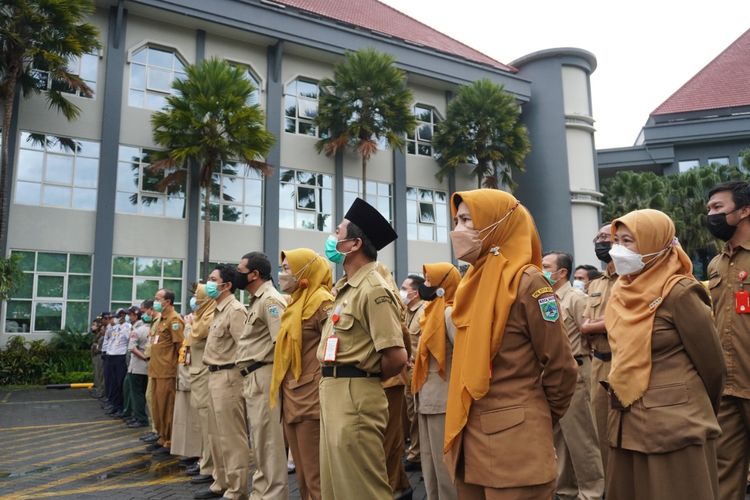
[0,0,100,255]
[151,57,275,275]
[315,48,415,194]
[433,79,530,190]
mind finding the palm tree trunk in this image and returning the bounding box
[202,184,211,279]
[362,155,367,201]
[0,79,18,256]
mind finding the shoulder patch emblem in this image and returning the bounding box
[538,296,560,322]
[268,305,280,318]
[531,286,554,299]
[374,295,392,305]
[172,322,180,331]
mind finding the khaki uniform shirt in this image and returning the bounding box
[708,241,750,399]
[236,281,286,365]
[416,307,455,415]
[148,308,184,379]
[556,281,587,357]
[203,294,247,366]
[317,261,405,374]
[582,268,617,353]
[405,302,425,357]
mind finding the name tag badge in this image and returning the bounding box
[323,336,339,362]
[736,290,750,314]
[153,335,159,344]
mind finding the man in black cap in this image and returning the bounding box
[318,197,408,499]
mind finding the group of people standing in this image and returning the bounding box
[89,178,750,500]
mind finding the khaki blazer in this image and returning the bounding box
[416,307,455,415]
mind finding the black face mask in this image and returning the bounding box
[418,283,445,301]
[594,241,612,263]
[707,212,739,241]
[233,270,250,290]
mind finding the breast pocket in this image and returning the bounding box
[333,313,355,353]
[708,275,721,290]
[210,321,226,338]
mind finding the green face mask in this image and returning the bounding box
[153,301,163,313]
[543,270,557,285]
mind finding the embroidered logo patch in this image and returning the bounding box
[171,322,180,331]
[531,286,554,299]
[374,295,392,305]
[268,305,280,318]
[538,296,560,322]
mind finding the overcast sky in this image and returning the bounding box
[380,0,750,149]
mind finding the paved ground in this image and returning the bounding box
[0,388,425,499]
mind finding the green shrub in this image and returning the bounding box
[46,371,93,384]
[0,336,93,385]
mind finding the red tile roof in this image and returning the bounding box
[652,27,750,116]
[275,0,515,72]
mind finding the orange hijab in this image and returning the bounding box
[604,209,694,407]
[412,263,460,394]
[444,189,542,453]
[270,249,334,406]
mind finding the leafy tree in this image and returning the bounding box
[151,58,275,275]
[433,79,530,190]
[601,171,667,223]
[315,48,415,191]
[0,0,100,254]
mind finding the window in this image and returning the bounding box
[229,62,262,106]
[31,53,98,98]
[279,168,333,232]
[128,45,187,110]
[708,157,729,166]
[678,160,700,173]
[116,145,186,218]
[14,131,99,210]
[406,187,448,242]
[5,251,92,333]
[344,177,392,223]
[111,256,184,313]
[284,78,320,136]
[407,104,440,157]
[203,162,263,225]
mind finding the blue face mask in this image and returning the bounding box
[153,301,163,313]
[142,313,152,323]
[325,235,353,264]
[190,296,198,311]
[205,281,221,299]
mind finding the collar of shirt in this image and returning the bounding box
[409,300,425,313]
[342,261,379,289]
[723,240,750,256]
[215,293,235,312]
[554,280,573,301]
[252,280,275,299]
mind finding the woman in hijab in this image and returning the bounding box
[270,249,334,500]
[412,262,460,500]
[444,189,578,499]
[604,209,725,499]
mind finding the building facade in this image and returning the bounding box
[2,0,599,342]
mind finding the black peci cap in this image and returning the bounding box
[344,197,398,251]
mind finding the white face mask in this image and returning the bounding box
[399,289,410,305]
[572,280,586,292]
[609,244,666,276]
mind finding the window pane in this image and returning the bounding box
[145,92,166,110]
[20,132,44,150]
[163,259,182,278]
[141,196,164,216]
[406,200,417,223]
[147,47,174,69]
[419,203,436,223]
[297,171,316,185]
[45,154,74,184]
[148,67,173,93]
[344,177,358,193]
[15,273,33,298]
[418,144,432,156]
[319,174,333,189]
[131,48,147,64]
[414,106,432,122]
[407,223,417,240]
[128,89,144,107]
[65,302,89,332]
[75,157,99,187]
[136,257,161,276]
[135,278,160,301]
[116,192,138,214]
[418,224,433,240]
[284,95,297,117]
[279,183,295,209]
[69,254,92,273]
[130,63,146,90]
[165,196,185,218]
[222,176,243,203]
[407,142,415,155]
[35,302,63,331]
[111,277,133,301]
[43,185,72,207]
[279,209,294,229]
[15,181,42,205]
[284,118,296,133]
[321,189,333,215]
[163,279,182,299]
[79,54,98,81]
[297,211,316,230]
[12,251,36,271]
[72,188,96,210]
[298,120,316,136]
[435,203,447,226]
[17,149,44,182]
[68,275,91,300]
[296,186,317,210]
[244,206,261,225]
[113,256,134,275]
[7,301,32,332]
[222,204,242,222]
[37,275,64,297]
[436,228,448,243]
[297,80,318,99]
[245,178,261,204]
[37,252,66,272]
[298,99,318,120]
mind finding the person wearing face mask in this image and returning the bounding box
[123,305,150,429]
[444,189,577,499]
[580,223,618,478]
[317,197,407,500]
[107,309,131,418]
[542,251,605,500]
[141,303,161,443]
[399,274,426,472]
[604,209,725,499]
[574,265,600,294]
[411,262,460,500]
[196,264,248,500]
[705,181,750,500]
[235,252,289,500]
[269,248,334,500]
[184,285,217,484]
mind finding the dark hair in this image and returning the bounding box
[141,299,154,309]
[214,263,238,292]
[405,274,425,289]
[708,181,750,209]
[240,252,272,281]
[346,221,377,261]
[576,264,601,281]
[159,288,176,305]
[544,251,573,277]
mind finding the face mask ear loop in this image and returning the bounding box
[478,201,520,243]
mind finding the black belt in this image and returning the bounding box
[574,355,585,366]
[593,351,612,362]
[239,361,268,377]
[321,365,380,378]
[207,363,235,372]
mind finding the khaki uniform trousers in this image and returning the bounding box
[320,377,392,500]
[553,358,604,500]
[418,412,457,500]
[589,357,610,478]
[242,364,288,500]
[717,395,750,500]
[190,367,214,477]
[146,377,157,434]
[404,367,420,462]
[455,475,556,500]
[171,390,201,457]
[208,368,250,500]
[384,385,411,493]
[152,378,176,448]
[284,418,320,500]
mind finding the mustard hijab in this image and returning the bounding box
[605,209,694,407]
[190,283,216,342]
[270,249,334,405]
[444,189,542,453]
[412,262,460,394]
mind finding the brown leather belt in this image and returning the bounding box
[321,365,379,378]
[239,361,268,377]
